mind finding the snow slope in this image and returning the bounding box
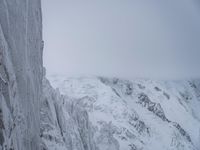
[47,75,200,150]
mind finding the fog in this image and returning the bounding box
[42,0,200,79]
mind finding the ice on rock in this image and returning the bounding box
[41,77,98,150]
[0,0,43,149]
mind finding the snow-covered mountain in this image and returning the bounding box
[45,75,200,150]
[1,1,200,150]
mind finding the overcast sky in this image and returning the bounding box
[42,0,200,79]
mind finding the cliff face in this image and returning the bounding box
[0,0,43,149]
[40,77,98,150]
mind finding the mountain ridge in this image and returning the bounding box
[45,75,200,150]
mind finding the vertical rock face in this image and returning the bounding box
[0,0,43,149]
[41,77,98,150]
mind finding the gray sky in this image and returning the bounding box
[42,0,200,79]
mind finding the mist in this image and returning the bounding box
[42,0,200,79]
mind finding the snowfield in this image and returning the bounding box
[43,75,200,150]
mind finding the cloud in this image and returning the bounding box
[42,0,200,79]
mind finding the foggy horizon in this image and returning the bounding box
[42,0,200,80]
